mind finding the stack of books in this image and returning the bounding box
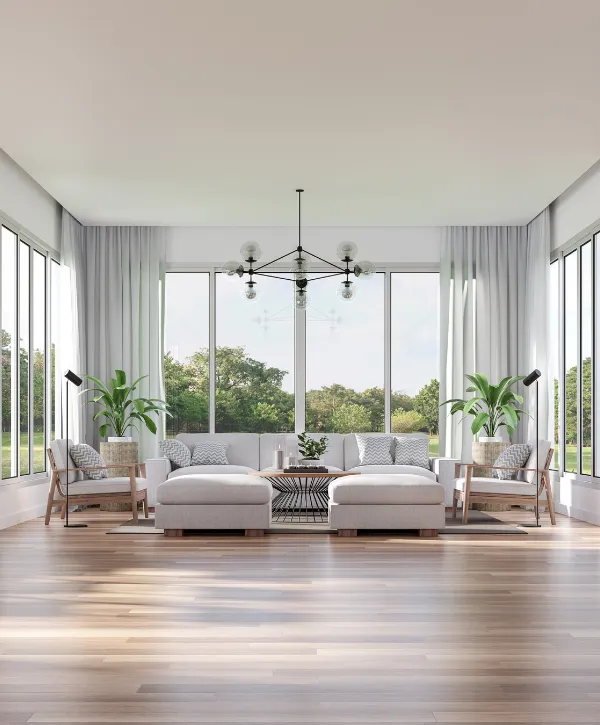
[284,465,328,473]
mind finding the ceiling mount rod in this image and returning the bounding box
[296,188,303,251]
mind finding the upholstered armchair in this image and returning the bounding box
[452,441,556,525]
[45,439,148,524]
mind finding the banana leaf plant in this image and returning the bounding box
[81,369,171,438]
[440,373,528,438]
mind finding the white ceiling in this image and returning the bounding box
[1,0,600,227]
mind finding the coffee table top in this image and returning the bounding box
[250,470,358,478]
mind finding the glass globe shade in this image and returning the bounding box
[222,260,243,279]
[289,255,311,274]
[242,284,260,302]
[337,281,356,303]
[336,241,358,262]
[354,260,376,279]
[294,289,310,310]
[240,241,262,263]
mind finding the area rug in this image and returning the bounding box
[106,510,526,535]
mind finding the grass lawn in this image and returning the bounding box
[565,444,591,475]
[429,435,439,457]
[2,431,46,480]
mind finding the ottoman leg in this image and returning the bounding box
[164,529,183,537]
[337,529,358,537]
[245,529,264,537]
[419,529,438,538]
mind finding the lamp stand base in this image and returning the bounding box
[521,522,542,528]
[64,523,87,528]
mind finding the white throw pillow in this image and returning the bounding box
[393,436,429,469]
[159,439,192,469]
[69,444,107,481]
[356,435,393,465]
[492,443,531,480]
[191,441,229,466]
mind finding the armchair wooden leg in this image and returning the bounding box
[544,475,556,525]
[45,473,58,525]
[461,495,469,524]
[462,469,472,524]
[452,492,458,520]
[143,491,149,519]
[60,503,66,520]
[129,467,138,522]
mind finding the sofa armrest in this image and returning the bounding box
[144,458,172,506]
[430,456,462,506]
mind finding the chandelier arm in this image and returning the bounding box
[306,272,345,281]
[302,249,347,272]
[253,272,296,281]
[252,249,297,273]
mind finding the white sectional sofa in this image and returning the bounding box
[146,432,460,506]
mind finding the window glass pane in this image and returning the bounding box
[164,273,210,436]
[32,251,46,473]
[50,261,60,443]
[306,274,384,433]
[564,250,578,473]
[391,273,440,455]
[580,242,592,475]
[216,275,294,432]
[2,227,17,479]
[19,242,30,475]
[549,260,560,469]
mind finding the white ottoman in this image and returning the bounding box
[328,474,445,537]
[155,474,272,537]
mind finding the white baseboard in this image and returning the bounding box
[0,481,49,530]
[0,502,47,530]
[555,502,600,527]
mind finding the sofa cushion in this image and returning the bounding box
[68,477,147,495]
[356,434,394,465]
[329,474,444,505]
[346,464,436,480]
[492,443,531,480]
[454,477,537,496]
[168,465,255,479]
[176,434,260,469]
[159,439,192,469]
[344,433,428,470]
[394,436,429,469]
[191,441,228,466]
[157,474,272,505]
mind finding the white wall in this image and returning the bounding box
[0,148,62,251]
[166,226,442,267]
[550,158,600,250]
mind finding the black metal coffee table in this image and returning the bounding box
[250,471,357,523]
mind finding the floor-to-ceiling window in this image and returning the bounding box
[305,274,384,433]
[164,269,440,436]
[164,273,210,436]
[391,273,440,455]
[1,222,58,480]
[549,260,560,469]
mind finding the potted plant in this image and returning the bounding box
[297,432,328,466]
[81,370,169,509]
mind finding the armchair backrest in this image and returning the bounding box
[49,439,87,487]
[519,440,552,483]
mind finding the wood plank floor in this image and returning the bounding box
[0,509,599,724]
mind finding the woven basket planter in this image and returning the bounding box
[471,440,510,511]
[99,441,139,512]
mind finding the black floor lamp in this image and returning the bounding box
[522,369,542,528]
[63,370,86,529]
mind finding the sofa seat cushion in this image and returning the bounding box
[157,474,272,505]
[168,465,255,479]
[68,477,147,495]
[329,474,444,505]
[454,477,537,496]
[346,465,436,480]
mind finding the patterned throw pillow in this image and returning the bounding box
[69,443,107,481]
[356,435,394,465]
[159,439,192,470]
[393,436,429,469]
[492,443,531,480]
[191,441,229,466]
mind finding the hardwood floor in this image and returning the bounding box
[0,509,599,723]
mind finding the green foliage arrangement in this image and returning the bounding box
[441,373,527,437]
[82,369,170,438]
[297,432,328,460]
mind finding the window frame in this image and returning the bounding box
[0,208,60,487]
[166,262,440,434]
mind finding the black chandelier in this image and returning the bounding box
[222,189,375,309]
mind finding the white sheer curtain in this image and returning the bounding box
[439,209,550,461]
[61,211,166,458]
